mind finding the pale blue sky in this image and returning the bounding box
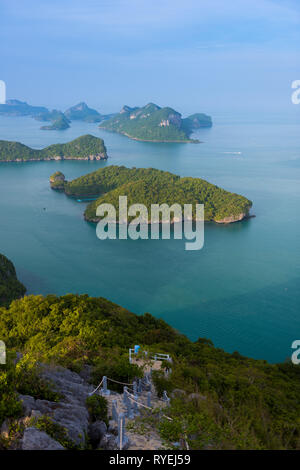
[1,0,300,114]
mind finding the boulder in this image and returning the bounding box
[18,394,36,416]
[0,419,10,438]
[52,403,89,445]
[21,427,64,450]
[98,433,118,450]
[170,389,186,398]
[30,410,42,419]
[49,172,66,190]
[187,393,206,402]
[88,420,107,445]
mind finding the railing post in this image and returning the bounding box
[101,376,110,396]
[133,397,140,416]
[126,397,134,419]
[138,378,143,394]
[116,412,128,450]
[112,399,118,422]
[163,390,170,406]
[123,386,128,405]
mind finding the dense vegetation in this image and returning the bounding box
[99,103,212,142]
[0,293,300,449]
[49,171,66,190]
[63,165,251,222]
[0,135,107,161]
[0,254,25,307]
[0,353,61,444]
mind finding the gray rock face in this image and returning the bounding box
[89,420,107,445]
[41,366,93,446]
[1,419,10,438]
[21,427,64,450]
[30,410,42,419]
[19,365,95,447]
[98,433,118,450]
[19,395,36,416]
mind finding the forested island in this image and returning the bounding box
[53,165,252,224]
[0,99,115,131]
[1,290,300,450]
[0,253,26,307]
[0,135,108,162]
[64,102,102,123]
[99,103,212,142]
[0,99,48,117]
[40,114,70,131]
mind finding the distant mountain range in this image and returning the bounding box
[0,100,115,131]
[0,100,212,141]
[0,99,48,117]
[99,102,212,142]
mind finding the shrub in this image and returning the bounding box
[15,355,60,401]
[31,415,79,449]
[91,355,143,393]
[86,395,108,424]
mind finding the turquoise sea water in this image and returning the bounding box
[0,112,299,362]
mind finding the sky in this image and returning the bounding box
[1,0,300,114]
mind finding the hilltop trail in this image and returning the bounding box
[2,362,170,450]
[103,373,168,450]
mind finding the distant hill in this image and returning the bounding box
[64,102,102,123]
[0,99,48,117]
[34,109,66,122]
[40,114,70,131]
[0,134,108,161]
[99,103,212,142]
[60,165,252,224]
[0,253,26,307]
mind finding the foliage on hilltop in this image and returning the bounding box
[64,166,176,196]
[0,293,300,449]
[40,134,107,158]
[63,165,251,222]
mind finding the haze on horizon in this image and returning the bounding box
[1,0,300,115]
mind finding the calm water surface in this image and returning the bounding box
[0,112,299,362]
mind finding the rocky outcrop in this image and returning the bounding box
[159,112,181,128]
[214,213,248,224]
[0,253,26,307]
[50,171,66,190]
[21,427,64,450]
[89,420,107,445]
[18,365,94,447]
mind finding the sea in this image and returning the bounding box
[0,110,299,362]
